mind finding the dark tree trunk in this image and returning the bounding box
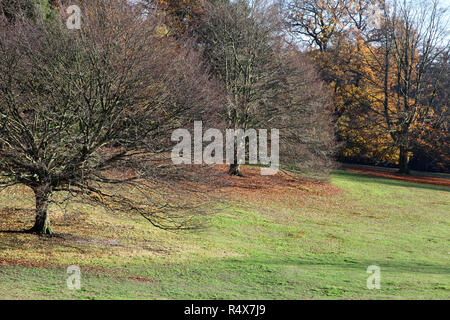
[228,163,243,176]
[27,186,52,235]
[398,146,410,174]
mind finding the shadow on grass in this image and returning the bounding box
[334,171,450,193]
[223,256,450,276]
[0,229,29,234]
[0,229,64,238]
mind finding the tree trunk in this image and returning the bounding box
[228,163,243,176]
[228,134,243,176]
[28,186,52,235]
[398,146,410,174]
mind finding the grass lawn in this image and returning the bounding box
[0,168,449,299]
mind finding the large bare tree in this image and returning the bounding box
[0,0,219,235]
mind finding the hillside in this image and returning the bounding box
[0,166,449,299]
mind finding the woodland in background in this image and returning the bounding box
[144,0,450,173]
[284,0,449,173]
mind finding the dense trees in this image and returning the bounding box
[0,0,337,235]
[5,0,446,237]
[285,0,449,173]
[373,0,449,173]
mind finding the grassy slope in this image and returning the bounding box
[0,170,448,299]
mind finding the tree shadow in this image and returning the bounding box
[0,229,60,238]
[0,229,30,234]
[223,256,450,276]
[334,170,450,193]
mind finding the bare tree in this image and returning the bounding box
[195,0,336,176]
[0,0,219,235]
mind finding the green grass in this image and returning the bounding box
[0,170,449,299]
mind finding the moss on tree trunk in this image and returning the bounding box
[27,186,52,235]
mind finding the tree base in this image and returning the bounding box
[228,164,243,177]
[397,168,410,175]
[25,225,52,236]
